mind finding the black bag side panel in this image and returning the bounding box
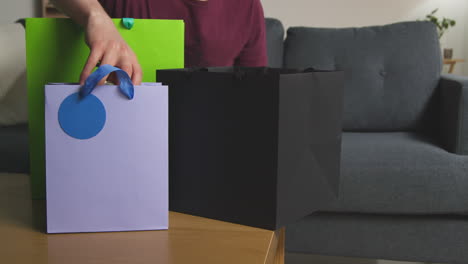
[276,72,344,228]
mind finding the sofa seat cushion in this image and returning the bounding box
[285,213,468,263]
[325,132,468,214]
[0,124,29,173]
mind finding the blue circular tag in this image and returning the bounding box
[58,93,106,140]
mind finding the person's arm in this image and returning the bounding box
[51,0,142,85]
[235,0,267,67]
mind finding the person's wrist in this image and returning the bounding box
[84,10,119,47]
[85,10,112,28]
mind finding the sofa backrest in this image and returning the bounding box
[279,21,441,131]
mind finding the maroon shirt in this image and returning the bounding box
[98,0,267,67]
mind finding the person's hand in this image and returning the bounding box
[80,13,142,85]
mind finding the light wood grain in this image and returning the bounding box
[274,228,285,264]
[0,174,283,264]
[443,59,465,74]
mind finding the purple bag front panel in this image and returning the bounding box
[45,83,168,233]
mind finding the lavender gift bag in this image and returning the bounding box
[45,65,168,233]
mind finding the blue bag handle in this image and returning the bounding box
[79,64,134,100]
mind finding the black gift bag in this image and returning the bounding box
[157,67,344,230]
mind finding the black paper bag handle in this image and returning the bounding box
[182,67,209,79]
[233,67,273,80]
[303,67,316,73]
[181,67,319,81]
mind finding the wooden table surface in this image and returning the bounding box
[0,174,284,264]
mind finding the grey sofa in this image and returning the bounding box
[0,124,28,173]
[265,18,468,263]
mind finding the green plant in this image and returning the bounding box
[424,8,456,39]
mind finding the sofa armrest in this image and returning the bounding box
[439,74,468,155]
[265,18,284,68]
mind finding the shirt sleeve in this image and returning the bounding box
[235,0,268,67]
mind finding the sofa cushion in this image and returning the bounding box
[284,21,441,131]
[265,18,284,68]
[325,132,468,214]
[0,124,29,173]
[286,213,468,263]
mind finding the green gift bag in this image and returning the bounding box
[26,18,184,199]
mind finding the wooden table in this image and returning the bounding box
[443,59,465,73]
[0,174,284,264]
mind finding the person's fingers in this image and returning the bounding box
[120,63,133,85]
[80,45,104,85]
[99,48,119,85]
[81,39,141,86]
[108,72,118,85]
[108,63,131,85]
[132,62,143,85]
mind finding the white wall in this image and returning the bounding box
[0,0,38,25]
[262,0,468,75]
